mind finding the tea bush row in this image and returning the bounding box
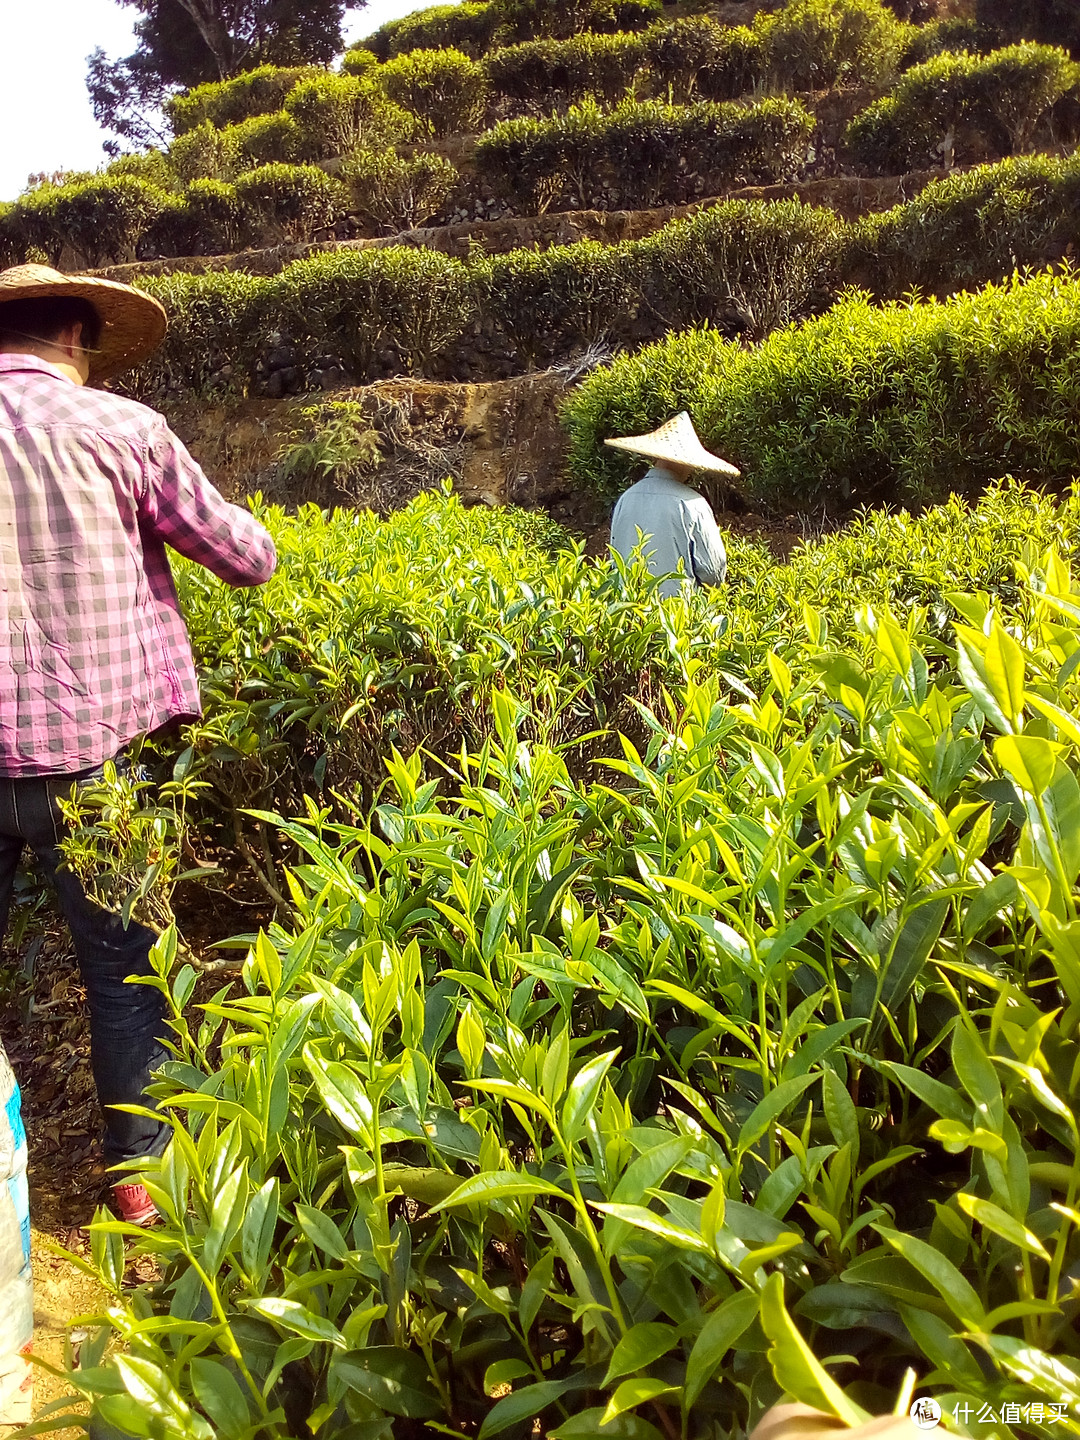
[360,0,661,62]
[474,96,815,212]
[0,167,350,267]
[158,0,966,148]
[563,267,1080,512]
[121,198,844,398]
[167,64,322,135]
[847,150,1080,297]
[46,481,1080,1438]
[103,146,1079,395]
[847,42,1080,172]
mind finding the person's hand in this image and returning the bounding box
[750,1402,926,1440]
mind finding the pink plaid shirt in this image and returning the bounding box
[0,354,276,777]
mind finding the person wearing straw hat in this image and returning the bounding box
[0,264,277,1229]
[607,411,738,599]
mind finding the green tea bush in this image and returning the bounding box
[476,96,814,211]
[234,164,348,243]
[847,43,1080,172]
[970,41,1080,151]
[141,181,252,259]
[11,174,169,267]
[898,14,999,69]
[756,0,912,91]
[564,267,1080,508]
[266,245,473,377]
[362,0,660,62]
[647,17,764,102]
[168,121,243,184]
[482,19,765,111]
[632,196,844,338]
[168,113,303,182]
[484,30,647,109]
[476,239,634,366]
[0,205,26,269]
[130,270,264,400]
[283,73,418,161]
[166,65,318,136]
[340,47,380,78]
[41,485,1080,1440]
[361,1,502,61]
[341,146,459,232]
[227,111,303,168]
[847,151,1080,297]
[376,47,490,137]
[495,0,661,43]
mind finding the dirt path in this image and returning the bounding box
[0,927,112,1426]
[30,1230,103,1432]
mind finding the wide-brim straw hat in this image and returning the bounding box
[604,411,740,477]
[0,264,167,384]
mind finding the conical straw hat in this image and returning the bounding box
[0,264,167,384]
[604,411,740,476]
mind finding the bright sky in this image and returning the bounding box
[0,0,441,202]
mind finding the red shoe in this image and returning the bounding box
[111,1183,158,1226]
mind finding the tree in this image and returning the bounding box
[88,0,366,150]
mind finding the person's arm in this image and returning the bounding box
[139,417,276,587]
[685,496,727,588]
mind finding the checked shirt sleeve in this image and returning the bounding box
[140,417,276,587]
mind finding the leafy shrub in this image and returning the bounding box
[970,41,1080,150]
[756,0,912,91]
[166,65,318,136]
[227,111,303,168]
[646,17,764,102]
[633,197,844,338]
[234,164,348,243]
[847,151,1080,296]
[363,1,502,61]
[141,181,252,259]
[484,31,647,108]
[267,246,473,377]
[483,20,764,111]
[611,96,814,205]
[125,250,474,395]
[847,43,1080,172]
[0,205,26,269]
[564,267,1080,508]
[168,121,242,183]
[169,113,302,182]
[129,271,265,401]
[476,96,814,211]
[898,14,999,68]
[476,239,634,366]
[39,484,1080,1440]
[377,47,490,137]
[362,0,659,62]
[341,146,459,232]
[495,0,662,43]
[105,149,182,191]
[284,73,417,161]
[340,47,380,77]
[11,175,169,268]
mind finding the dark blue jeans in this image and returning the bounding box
[0,761,168,1170]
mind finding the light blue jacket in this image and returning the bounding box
[610,467,728,598]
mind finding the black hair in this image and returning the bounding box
[0,296,103,350]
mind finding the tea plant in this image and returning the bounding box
[563,267,1080,508]
[38,521,1080,1440]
